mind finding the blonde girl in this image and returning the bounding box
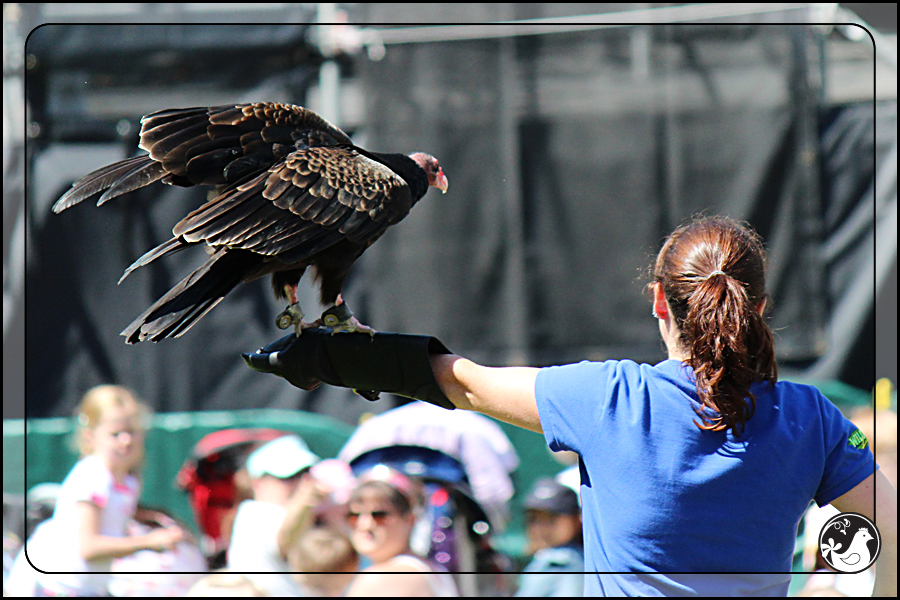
[28,385,185,596]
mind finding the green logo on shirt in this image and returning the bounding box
[848,429,868,450]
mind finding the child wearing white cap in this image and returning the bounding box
[226,434,326,596]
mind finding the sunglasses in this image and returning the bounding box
[346,509,396,527]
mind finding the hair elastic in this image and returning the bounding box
[705,270,727,280]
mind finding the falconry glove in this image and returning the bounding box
[242,329,456,410]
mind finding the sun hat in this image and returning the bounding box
[245,435,319,479]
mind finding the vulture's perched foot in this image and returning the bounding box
[275,303,317,335]
[322,295,376,336]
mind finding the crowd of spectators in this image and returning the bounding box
[3,384,894,597]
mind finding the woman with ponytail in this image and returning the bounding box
[247,215,896,597]
[650,215,777,437]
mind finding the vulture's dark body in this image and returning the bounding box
[53,103,440,343]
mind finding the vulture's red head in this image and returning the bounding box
[410,152,448,194]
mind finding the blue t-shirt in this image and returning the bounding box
[535,359,876,597]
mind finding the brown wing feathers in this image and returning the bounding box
[53,102,437,342]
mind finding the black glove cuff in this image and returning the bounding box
[319,331,455,410]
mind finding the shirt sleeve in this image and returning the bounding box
[813,394,878,507]
[535,361,614,456]
[67,457,113,509]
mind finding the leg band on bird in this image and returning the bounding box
[321,302,354,327]
[276,284,305,331]
[276,304,304,330]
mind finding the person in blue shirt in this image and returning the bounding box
[516,478,584,597]
[245,215,897,597]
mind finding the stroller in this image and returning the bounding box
[347,445,513,596]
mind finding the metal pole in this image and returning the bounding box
[317,3,340,125]
[498,34,529,366]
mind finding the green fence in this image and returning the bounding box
[5,409,355,531]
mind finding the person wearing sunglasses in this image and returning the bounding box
[343,466,458,597]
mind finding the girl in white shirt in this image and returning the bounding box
[27,385,186,596]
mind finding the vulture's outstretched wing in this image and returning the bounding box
[54,103,354,211]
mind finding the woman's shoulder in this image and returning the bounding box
[539,358,634,381]
[348,556,441,597]
[762,379,837,412]
[542,357,677,376]
[361,555,459,597]
[743,379,850,440]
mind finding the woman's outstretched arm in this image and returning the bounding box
[430,354,542,433]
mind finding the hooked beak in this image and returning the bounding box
[434,167,448,194]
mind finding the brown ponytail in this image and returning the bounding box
[652,216,777,436]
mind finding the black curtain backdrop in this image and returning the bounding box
[355,26,827,366]
[817,101,897,390]
[23,23,885,422]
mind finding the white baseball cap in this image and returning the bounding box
[245,435,320,479]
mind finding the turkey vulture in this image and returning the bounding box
[52,103,448,343]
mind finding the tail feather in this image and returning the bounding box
[120,249,263,343]
[165,297,228,340]
[119,237,191,284]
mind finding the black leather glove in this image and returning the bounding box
[242,328,456,410]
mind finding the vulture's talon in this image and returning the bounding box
[329,316,377,337]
